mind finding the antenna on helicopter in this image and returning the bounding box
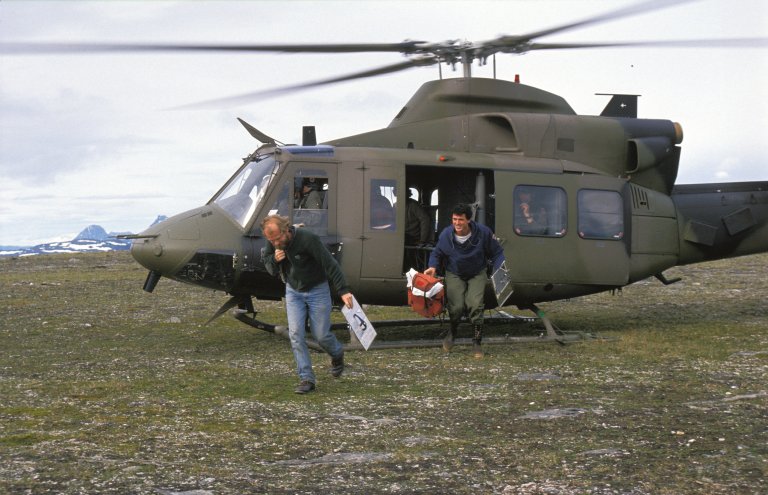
[302,126,317,146]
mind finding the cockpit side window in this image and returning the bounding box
[291,169,329,235]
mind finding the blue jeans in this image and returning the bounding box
[285,282,343,383]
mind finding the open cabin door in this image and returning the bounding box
[494,171,630,287]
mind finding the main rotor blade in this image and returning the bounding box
[0,40,427,55]
[173,56,439,110]
[508,0,696,44]
[528,37,768,51]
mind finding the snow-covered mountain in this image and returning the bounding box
[0,216,167,257]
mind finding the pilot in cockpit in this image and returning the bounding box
[294,178,323,209]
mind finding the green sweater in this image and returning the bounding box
[262,227,350,296]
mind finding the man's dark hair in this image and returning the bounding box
[451,203,473,220]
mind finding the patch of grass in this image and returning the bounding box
[1,252,766,494]
[0,432,54,447]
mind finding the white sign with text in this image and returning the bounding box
[341,296,377,350]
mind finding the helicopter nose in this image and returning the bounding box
[130,234,169,273]
[130,211,202,289]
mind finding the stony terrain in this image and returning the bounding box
[1,252,766,494]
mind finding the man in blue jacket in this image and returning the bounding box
[424,203,505,358]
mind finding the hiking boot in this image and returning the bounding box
[472,324,484,359]
[294,380,316,394]
[472,340,484,359]
[442,332,454,352]
[331,353,344,378]
[442,323,458,352]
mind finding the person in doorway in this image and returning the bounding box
[404,188,432,270]
[260,214,354,394]
[424,203,505,358]
[405,189,431,246]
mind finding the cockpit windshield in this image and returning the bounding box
[211,153,278,228]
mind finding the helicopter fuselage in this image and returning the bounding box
[129,79,768,311]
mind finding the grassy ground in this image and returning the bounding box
[1,251,766,494]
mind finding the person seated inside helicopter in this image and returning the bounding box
[293,177,328,231]
[514,190,548,235]
[404,188,432,271]
[405,189,431,246]
[294,178,324,209]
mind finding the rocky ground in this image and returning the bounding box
[1,252,766,494]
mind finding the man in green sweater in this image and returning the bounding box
[261,215,354,394]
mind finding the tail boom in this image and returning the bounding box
[673,181,768,265]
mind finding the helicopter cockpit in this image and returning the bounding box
[211,153,279,228]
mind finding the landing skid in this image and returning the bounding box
[232,303,596,351]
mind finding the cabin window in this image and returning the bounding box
[513,185,567,237]
[292,170,328,235]
[370,178,396,230]
[578,189,624,240]
[429,189,440,234]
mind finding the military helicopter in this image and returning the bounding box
[7,1,767,347]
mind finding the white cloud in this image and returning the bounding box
[1,0,766,245]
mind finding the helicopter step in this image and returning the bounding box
[341,332,594,351]
[232,307,597,351]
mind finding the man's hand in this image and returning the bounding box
[274,249,286,262]
[341,293,354,309]
[424,267,436,277]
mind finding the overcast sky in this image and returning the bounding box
[1,0,766,246]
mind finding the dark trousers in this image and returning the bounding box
[445,271,486,326]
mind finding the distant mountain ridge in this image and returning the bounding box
[72,224,110,242]
[0,216,167,257]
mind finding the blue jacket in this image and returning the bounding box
[428,221,505,280]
